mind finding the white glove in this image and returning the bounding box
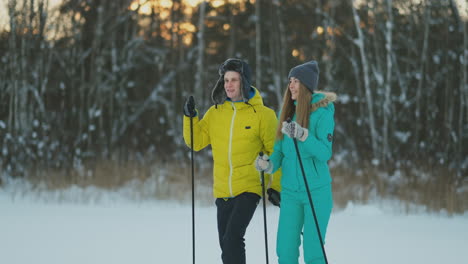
[281,121,308,141]
[255,154,273,174]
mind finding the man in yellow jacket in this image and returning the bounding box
[183,58,281,264]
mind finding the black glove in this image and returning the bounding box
[183,96,196,117]
[267,188,280,207]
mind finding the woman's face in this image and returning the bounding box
[288,77,300,100]
[224,71,242,101]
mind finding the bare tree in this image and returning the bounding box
[415,1,430,150]
[226,3,237,58]
[351,0,379,159]
[194,1,206,109]
[255,0,262,90]
[268,0,287,107]
[382,0,394,164]
[449,0,467,178]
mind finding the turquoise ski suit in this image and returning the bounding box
[269,91,336,264]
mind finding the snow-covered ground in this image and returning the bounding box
[1,187,467,264]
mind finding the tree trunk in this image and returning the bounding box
[351,0,379,159]
[255,0,262,90]
[195,1,206,109]
[457,1,467,178]
[227,4,236,58]
[382,0,394,164]
[268,0,287,108]
[415,1,430,151]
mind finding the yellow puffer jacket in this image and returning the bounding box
[183,88,281,198]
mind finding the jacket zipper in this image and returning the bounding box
[228,102,237,197]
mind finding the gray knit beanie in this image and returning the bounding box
[288,61,319,93]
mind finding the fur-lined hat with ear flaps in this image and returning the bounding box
[211,58,252,104]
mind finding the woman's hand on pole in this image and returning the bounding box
[281,121,308,141]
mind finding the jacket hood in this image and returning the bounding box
[311,91,337,112]
[212,58,252,105]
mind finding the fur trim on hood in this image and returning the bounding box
[311,91,337,112]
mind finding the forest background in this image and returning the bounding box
[0,0,467,214]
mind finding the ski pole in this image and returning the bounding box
[189,96,196,264]
[259,152,270,264]
[287,118,328,264]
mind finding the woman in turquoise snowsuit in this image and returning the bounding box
[255,61,336,264]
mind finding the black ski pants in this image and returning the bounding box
[215,192,260,264]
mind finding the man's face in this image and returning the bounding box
[224,71,242,101]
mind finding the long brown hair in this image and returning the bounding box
[276,83,312,140]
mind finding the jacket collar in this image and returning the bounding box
[217,87,263,110]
